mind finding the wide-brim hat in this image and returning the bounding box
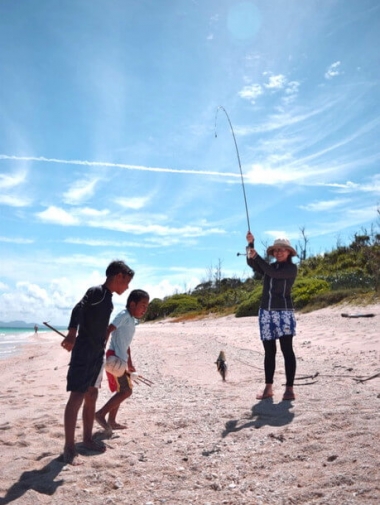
[267,238,297,257]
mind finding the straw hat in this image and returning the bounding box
[267,238,297,257]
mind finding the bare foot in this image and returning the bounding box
[109,422,128,430]
[83,439,106,453]
[61,446,82,465]
[282,388,295,401]
[95,412,112,432]
[256,386,274,400]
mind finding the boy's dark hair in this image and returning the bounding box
[106,260,135,278]
[126,289,149,308]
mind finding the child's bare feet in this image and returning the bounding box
[109,422,128,430]
[83,439,106,453]
[95,412,112,433]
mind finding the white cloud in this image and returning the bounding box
[0,236,34,244]
[0,170,31,206]
[34,204,226,240]
[0,194,31,207]
[299,199,349,212]
[238,84,263,103]
[63,178,100,205]
[325,61,341,79]
[0,171,26,189]
[264,74,287,89]
[36,206,79,225]
[0,155,239,179]
[282,80,300,105]
[115,196,150,209]
[80,207,109,217]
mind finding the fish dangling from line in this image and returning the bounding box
[216,351,227,381]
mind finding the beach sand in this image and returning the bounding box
[0,304,379,504]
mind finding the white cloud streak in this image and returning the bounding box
[0,155,240,179]
[0,236,34,244]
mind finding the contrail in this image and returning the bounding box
[0,154,240,179]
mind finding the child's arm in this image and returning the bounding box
[105,323,117,344]
[127,347,136,372]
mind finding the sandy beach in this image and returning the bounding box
[0,304,379,505]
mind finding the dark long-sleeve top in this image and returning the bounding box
[68,284,113,352]
[247,254,297,310]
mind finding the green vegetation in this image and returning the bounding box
[144,229,380,322]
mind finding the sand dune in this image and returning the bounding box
[0,304,379,504]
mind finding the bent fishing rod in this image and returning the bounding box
[214,106,253,254]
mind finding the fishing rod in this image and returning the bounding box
[214,106,253,253]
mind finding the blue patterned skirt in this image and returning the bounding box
[258,309,296,341]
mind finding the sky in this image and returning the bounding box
[1,0,380,325]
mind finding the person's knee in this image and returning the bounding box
[85,387,98,404]
[120,389,132,401]
[67,391,85,409]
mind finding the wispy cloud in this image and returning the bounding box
[0,236,34,244]
[35,204,226,239]
[238,84,263,103]
[318,174,380,194]
[0,171,27,189]
[0,194,31,207]
[299,198,350,212]
[115,196,150,209]
[238,73,300,106]
[63,177,101,205]
[0,155,240,179]
[325,61,341,79]
[64,237,142,247]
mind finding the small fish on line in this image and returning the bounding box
[216,351,227,381]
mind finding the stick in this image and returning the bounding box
[43,321,66,338]
[354,372,380,383]
[136,375,154,386]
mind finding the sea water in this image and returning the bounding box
[0,327,52,360]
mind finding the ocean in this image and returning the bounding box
[0,327,61,360]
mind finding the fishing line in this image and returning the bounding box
[214,106,252,240]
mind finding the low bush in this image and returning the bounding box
[292,278,330,309]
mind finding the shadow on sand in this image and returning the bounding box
[222,398,295,438]
[0,435,110,505]
[0,456,65,504]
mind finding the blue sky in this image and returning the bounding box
[1,0,379,325]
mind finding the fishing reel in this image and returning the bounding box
[237,240,254,257]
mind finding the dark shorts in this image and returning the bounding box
[66,342,105,393]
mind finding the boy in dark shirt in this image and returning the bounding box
[61,260,134,464]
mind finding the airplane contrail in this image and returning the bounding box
[0,154,240,178]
